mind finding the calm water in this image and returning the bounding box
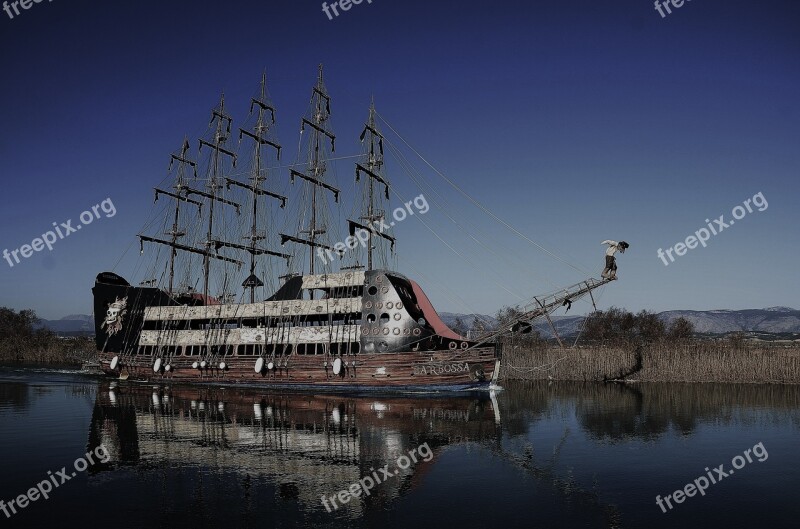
[1,368,798,528]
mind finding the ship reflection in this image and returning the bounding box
[87,382,500,515]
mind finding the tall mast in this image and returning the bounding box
[280,64,339,283]
[349,100,394,270]
[140,130,242,296]
[198,94,239,300]
[220,72,290,303]
[162,139,201,294]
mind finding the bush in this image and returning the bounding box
[0,307,93,366]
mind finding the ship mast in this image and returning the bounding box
[280,64,339,284]
[197,94,241,300]
[161,139,202,294]
[219,72,290,303]
[139,95,243,303]
[349,100,394,271]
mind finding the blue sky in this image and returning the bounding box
[0,0,798,319]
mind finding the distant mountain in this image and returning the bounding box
[658,307,800,334]
[440,307,800,337]
[40,307,800,338]
[35,314,94,335]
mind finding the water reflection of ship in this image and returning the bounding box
[87,381,500,514]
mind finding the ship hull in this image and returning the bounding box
[96,349,499,392]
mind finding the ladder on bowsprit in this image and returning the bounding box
[470,277,614,348]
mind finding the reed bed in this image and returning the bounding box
[500,341,800,384]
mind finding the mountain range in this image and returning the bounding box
[36,307,800,337]
[439,307,800,338]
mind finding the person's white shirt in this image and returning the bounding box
[602,240,623,257]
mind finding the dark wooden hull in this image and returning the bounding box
[97,348,500,392]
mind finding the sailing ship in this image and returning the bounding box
[92,66,613,391]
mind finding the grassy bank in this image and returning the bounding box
[500,341,800,384]
[0,308,95,367]
[0,336,96,367]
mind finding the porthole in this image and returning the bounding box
[393,328,400,335]
[417,318,426,326]
[413,328,421,336]
[365,301,373,309]
[362,327,369,335]
[393,313,401,321]
[396,302,403,310]
[380,313,390,324]
[381,286,389,294]
[403,328,410,335]
[461,342,468,349]
[367,314,376,323]
[376,302,383,309]
[386,302,394,309]
[383,328,390,335]
[368,286,378,295]
[372,328,380,335]
[449,342,457,350]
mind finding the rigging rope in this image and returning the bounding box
[375,111,591,276]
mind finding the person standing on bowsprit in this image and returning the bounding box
[601,240,629,280]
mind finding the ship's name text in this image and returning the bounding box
[413,363,470,376]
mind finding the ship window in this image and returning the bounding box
[237,345,257,356]
[162,346,180,357]
[212,344,234,356]
[368,286,378,296]
[298,344,322,355]
[380,313,390,325]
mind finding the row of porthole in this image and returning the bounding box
[362,327,421,336]
[366,313,403,323]
[367,285,390,296]
[363,300,400,310]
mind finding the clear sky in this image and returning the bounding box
[0,0,798,320]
